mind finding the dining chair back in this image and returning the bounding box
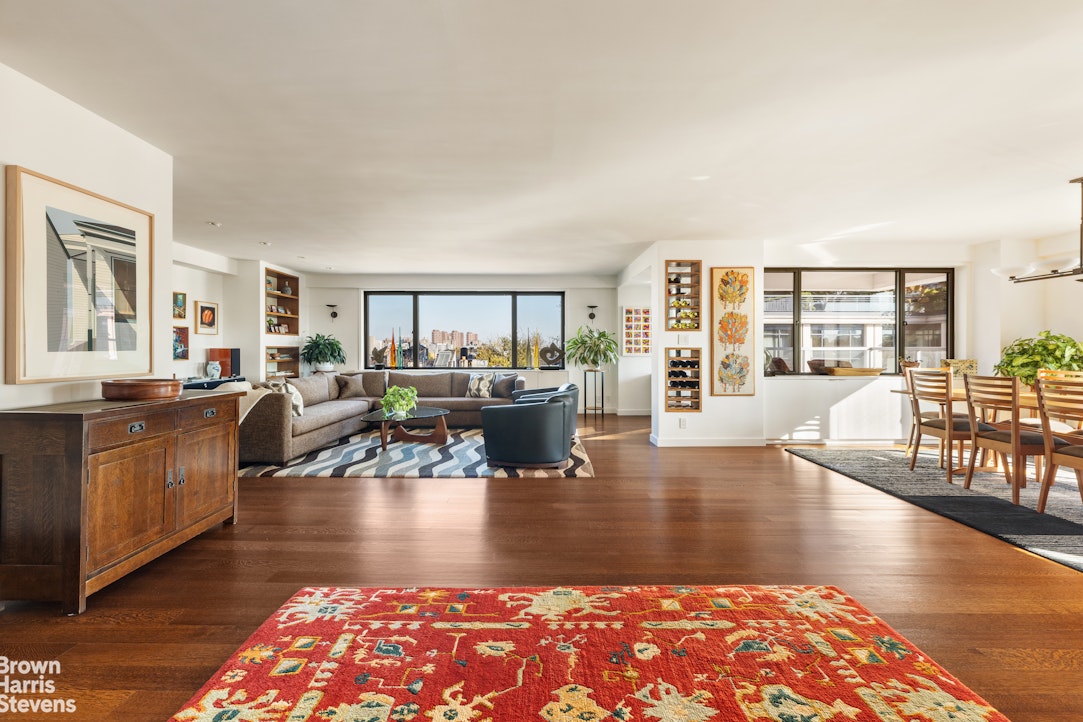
[963,374,1046,504]
[908,369,981,483]
[1035,377,1083,513]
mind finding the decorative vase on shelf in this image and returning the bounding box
[206,361,221,379]
[282,282,292,295]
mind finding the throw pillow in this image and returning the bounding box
[466,372,495,398]
[492,372,517,398]
[336,374,367,399]
[267,379,304,416]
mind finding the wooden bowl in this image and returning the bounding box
[101,378,183,401]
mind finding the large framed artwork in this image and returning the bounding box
[621,306,651,355]
[710,266,755,396]
[5,166,154,384]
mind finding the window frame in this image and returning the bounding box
[764,267,954,375]
[363,290,566,370]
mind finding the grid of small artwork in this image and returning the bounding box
[622,307,651,355]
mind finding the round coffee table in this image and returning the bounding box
[361,406,451,450]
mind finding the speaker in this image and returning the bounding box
[208,348,241,378]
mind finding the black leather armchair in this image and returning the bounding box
[481,387,578,468]
[511,383,579,437]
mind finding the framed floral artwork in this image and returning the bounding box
[710,266,755,396]
[5,166,153,383]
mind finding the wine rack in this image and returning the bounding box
[665,259,702,331]
[665,347,701,412]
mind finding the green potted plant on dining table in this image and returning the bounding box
[993,330,1083,388]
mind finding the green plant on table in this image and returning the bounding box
[381,385,418,417]
[993,330,1083,387]
[564,326,619,369]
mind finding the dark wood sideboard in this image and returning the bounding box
[0,389,243,614]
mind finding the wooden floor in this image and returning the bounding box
[3,415,1083,721]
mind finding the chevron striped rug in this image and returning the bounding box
[239,427,594,478]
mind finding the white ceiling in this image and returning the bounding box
[3,0,1083,276]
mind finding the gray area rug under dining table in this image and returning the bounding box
[787,447,1083,573]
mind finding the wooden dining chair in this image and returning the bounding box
[1035,377,1083,513]
[908,369,988,484]
[901,366,963,462]
[963,374,1051,504]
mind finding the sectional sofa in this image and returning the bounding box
[238,370,525,464]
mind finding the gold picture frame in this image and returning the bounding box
[194,300,219,335]
[5,166,154,384]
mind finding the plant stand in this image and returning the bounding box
[583,369,604,422]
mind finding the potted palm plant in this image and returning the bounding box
[564,326,619,369]
[993,330,1083,388]
[300,333,346,372]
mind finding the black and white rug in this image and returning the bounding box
[240,427,594,478]
[787,447,1083,573]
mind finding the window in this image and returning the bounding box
[364,292,565,369]
[764,268,952,374]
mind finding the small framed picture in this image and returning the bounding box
[173,292,187,319]
[172,326,189,359]
[195,300,219,334]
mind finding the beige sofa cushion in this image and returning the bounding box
[389,371,451,397]
[291,398,371,436]
[289,375,331,407]
[337,374,368,399]
[339,371,387,397]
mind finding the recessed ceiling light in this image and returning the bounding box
[258,241,271,246]
[205,220,222,228]
[688,175,712,181]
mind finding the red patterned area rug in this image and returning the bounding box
[170,585,1007,721]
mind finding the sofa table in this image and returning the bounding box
[361,406,450,450]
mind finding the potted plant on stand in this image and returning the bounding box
[381,385,418,419]
[300,333,346,372]
[565,326,619,369]
[993,330,1083,388]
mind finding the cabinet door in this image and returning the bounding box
[175,422,235,528]
[87,436,176,573]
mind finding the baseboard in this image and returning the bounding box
[650,434,767,447]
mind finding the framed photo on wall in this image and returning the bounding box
[710,266,755,396]
[4,165,154,384]
[194,300,219,334]
[173,291,187,319]
[172,326,189,360]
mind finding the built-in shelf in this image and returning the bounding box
[665,346,701,412]
[665,259,702,331]
[264,267,300,379]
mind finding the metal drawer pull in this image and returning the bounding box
[166,469,174,488]
[178,467,186,485]
[203,408,217,418]
[128,421,145,434]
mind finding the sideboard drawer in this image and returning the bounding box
[178,397,237,429]
[88,410,177,450]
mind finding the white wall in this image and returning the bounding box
[650,240,766,446]
[0,62,173,410]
